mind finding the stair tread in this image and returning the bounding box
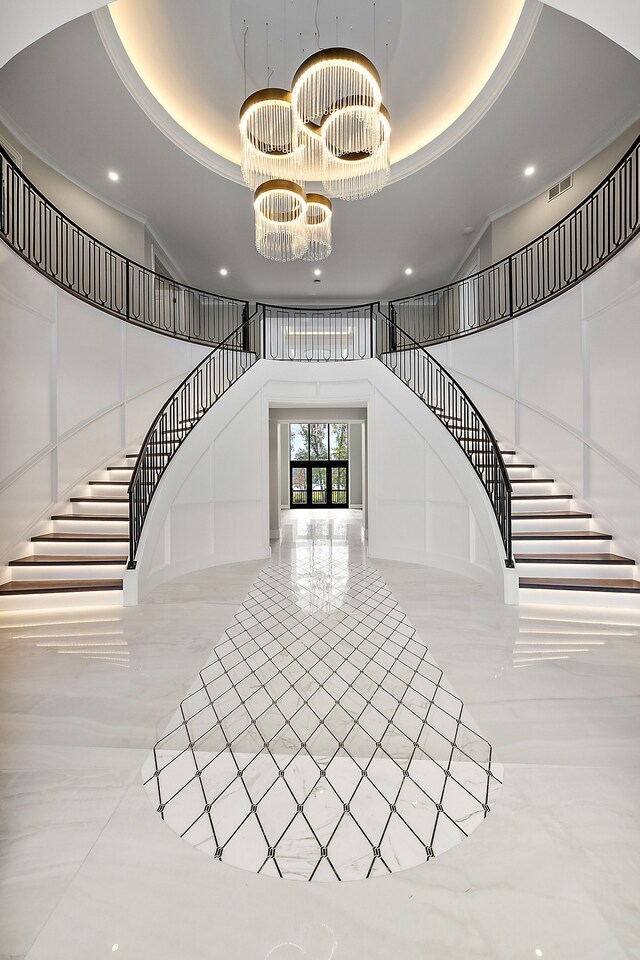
[106,466,132,471]
[10,555,128,565]
[32,532,129,542]
[512,494,573,500]
[512,511,592,519]
[512,530,612,540]
[515,553,635,564]
[51,514,128,521]
[70,497,129,503]
[510,478,555,483]
[507,463,536,469]
[519,577,640,593]
[0,579,123,595]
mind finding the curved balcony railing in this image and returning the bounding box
[2,134,638,350]
[391,132,640,345]
[0,145,247,345]
[128,308,261,564]
[376,307,513,565]
[261,302,373,361]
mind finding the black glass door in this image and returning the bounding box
[289,423,349,509]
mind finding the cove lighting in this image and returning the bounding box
[107,170,120,182]
[219,268,228,276]
[524,165,535,176]
[404,267,413,275]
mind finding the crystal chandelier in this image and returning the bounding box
[254,180,308,262]
[240,44,390,261]
[239,89,302,190]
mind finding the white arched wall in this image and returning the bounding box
[126,359,518,606]
[0,242,209,573]
[430,233,640,563]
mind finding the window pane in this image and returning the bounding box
[290,424,308,460]
[291,467,307,505]
[311,467,327,504]
[308,424,328,460]
[329,423,348,460]
[332,467,347,504]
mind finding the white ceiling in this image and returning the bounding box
[0,1,639,303]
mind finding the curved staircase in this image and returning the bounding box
[504,447,640,607]
[0,451,139,611]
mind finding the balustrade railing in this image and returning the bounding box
[127,308,261,564]
[261,302,373,361]
[376,308,513,565]
[391,132,640,344]
[0,145,247,345]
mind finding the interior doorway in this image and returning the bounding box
[289,422,349,509]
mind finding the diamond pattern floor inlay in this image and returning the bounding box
[143,523,502,881]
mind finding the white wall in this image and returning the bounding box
[129,360,516,603]
[431,232,640,560]
[0,121,149,265]
[0,242,209,568]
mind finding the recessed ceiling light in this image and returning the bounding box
[313,268,322,276]
[462,226,475,235]
[107,170,119,182]
[404,267,413,275]
[524,165,535,177]
[219,268,228,276]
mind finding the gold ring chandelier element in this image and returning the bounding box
[240,47,390,261]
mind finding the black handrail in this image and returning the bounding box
[376,306,513,566]
[0,145,248,346]
[391,132,640,344]
[127,307,262,565]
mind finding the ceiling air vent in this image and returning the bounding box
[0,135,22,169]
[548,173,573,202]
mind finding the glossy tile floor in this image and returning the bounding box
[143,535,502,880]
[1,508,640,958]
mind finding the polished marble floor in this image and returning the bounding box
[143,533,502,880]
[1,508,640,957]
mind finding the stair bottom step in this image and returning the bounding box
[0,579,123,596]
[520,577,640,593]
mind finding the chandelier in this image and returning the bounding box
[240,46,390,261]
[253,181,332,262]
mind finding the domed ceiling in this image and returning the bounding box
[0,0,639,301]
[100,0,534,182]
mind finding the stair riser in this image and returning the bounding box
[519,587,640,611]
[9,563,127,582]
[51,518,129,535]
[511,499,574,514]
[86,484,130,498]
[32,541,128,557]
[516,562,638,579]
[96,470,133,483]
[510,482,557,496]
[512,517,593,533]
[0,590,124,614]
[71,502,129,517]
[512,537,613,554]
[507,466,535,477]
